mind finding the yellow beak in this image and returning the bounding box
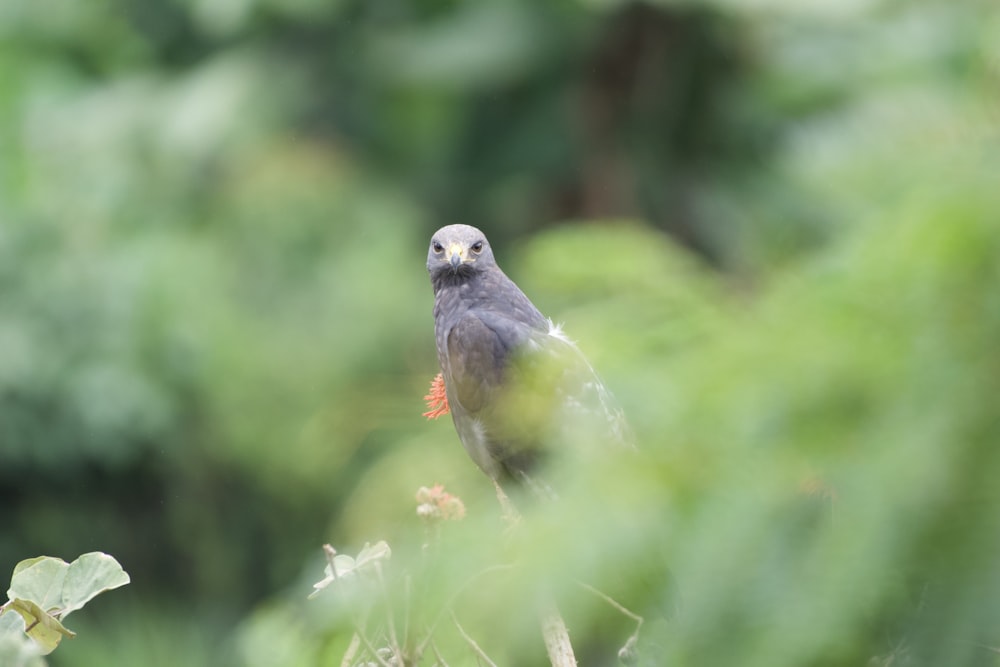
[448,243,465,269]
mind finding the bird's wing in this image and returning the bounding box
[448,309,629,448]
[445,309,630,495]
[442,311,541,481]
[445,313,506,414]
[520,320,633,449]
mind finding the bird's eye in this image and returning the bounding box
[432,242,444,253]
[470,241,484,254]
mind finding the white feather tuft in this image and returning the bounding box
[546,319,575,344]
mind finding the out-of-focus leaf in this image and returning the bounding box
[309,541,391,599]
[371,3,548,89]
[309,555,357,599]
[0,611,45,667]
[353,541,391,572]
[0,611,27,638]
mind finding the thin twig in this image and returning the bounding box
[430,641,451,667]
[348,608,392,667]
[576,580,644,663]
[403,574,412,657]
[339,633,362,667]
[575,580,644,625]
[450,610,499,667]
[375,562,403,661]
[323,544,339,580]
[414,563,517,657]
[352,627,393,667]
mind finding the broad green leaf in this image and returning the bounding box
[8,599,74,655]
[60,553,130,617]
[7,553,130,623]
[10,559,47,579]
[7,559,68,612]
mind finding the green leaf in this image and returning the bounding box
[7,599,74,655]
[353,541,391,573]
[308,556,352,599]
[10,559,47,579]
[4,553,129,654]
[7,558,68,612]
[330,555,356,578]
[60,552,130,617]
[308,542,391,599]
[7,554,129,621]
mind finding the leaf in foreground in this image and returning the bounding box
[3,552,130,654]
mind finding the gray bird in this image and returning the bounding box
[427,224,630,499]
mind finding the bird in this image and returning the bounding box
[426,224,630,501]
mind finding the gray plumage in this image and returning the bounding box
[427,224,629,496]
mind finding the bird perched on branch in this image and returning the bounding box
[426,224,630,500]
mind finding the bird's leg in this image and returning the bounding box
[492,479,521,528]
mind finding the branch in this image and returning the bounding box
[539,595,577,667]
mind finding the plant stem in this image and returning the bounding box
[339,633,361,667]
[576,580,644,662]
[414,563,516,658]
[430,641,452,666]
[450,610,498,667]
[539,595,577,667]
[375,562,403,661]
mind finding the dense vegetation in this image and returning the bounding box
[1,0,996,664]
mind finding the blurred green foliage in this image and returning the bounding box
[1,0,997,664]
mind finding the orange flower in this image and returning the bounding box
[416,483,466,521]
[422,372,450,419]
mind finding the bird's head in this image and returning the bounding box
[427,224,496,280]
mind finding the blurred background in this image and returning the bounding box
[1,0,998,665]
